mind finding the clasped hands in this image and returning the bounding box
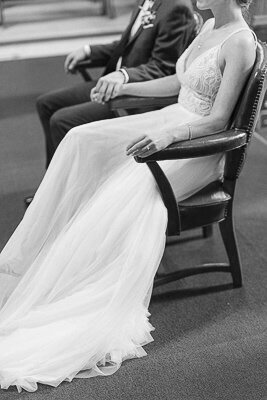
[90,71,125,104]
[64,50,173,157]
[90,72,174,158]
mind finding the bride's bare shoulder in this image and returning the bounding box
[222,29,256,72]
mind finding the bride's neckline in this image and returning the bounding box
[183,44,220,75]
[183,18,251,74]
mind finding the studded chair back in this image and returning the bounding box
[131,40,267,289]
[224,42,267,181]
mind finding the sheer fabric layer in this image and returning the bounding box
[0,21,226,391]
[0,106,224,392]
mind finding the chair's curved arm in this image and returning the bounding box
[109,95,178,111]
[135,129,247,163]
[74,60,106,81]
[75,60,106,70]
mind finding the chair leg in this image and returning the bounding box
[202,225,213,238]
[219,216,242,288]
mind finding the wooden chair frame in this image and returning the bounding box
[109,41,267,289]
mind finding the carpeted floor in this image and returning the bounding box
[0,57,266,400]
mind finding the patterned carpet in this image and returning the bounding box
[0,56,266,400]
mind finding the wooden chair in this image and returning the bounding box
[109,41,267,288]
[251,0,267,134]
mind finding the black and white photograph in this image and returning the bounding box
[0,0,266,398]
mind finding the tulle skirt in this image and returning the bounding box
[0,103,224,392]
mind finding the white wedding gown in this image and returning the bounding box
[0,19,241,392]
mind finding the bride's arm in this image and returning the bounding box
[91,74,180,103]
[120,74,180,98]
[127,32,256,158]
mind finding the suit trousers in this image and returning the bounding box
[36,81,115,168]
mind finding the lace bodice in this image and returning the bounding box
[176,44,222,116]
[176,19,255,117]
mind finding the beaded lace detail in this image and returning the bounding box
[177,45,222,116]
[176,19,256,117]
[176,39,222,116]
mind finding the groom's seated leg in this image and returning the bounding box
[25,83,115,209]
[50,100,115,153]
[36,81,97,167]
[25,97,115,209]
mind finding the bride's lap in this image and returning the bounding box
[64,108,166,144]
[60,105,224,204]
[62,102,202,156]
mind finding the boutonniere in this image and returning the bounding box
[139,3,156,29]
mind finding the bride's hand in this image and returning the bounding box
[90,84,124,103]
[126,131,174,158]
[110,82,124,99]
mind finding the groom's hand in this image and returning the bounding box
[64,47,87,74]
[95,72,125,102]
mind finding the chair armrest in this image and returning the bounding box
[135,129,247,162]
[75,60,106,71]
[74,60,106,81]
[109,95,178,111]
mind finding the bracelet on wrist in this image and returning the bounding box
[187,123,193,141]
[118,68,129,84]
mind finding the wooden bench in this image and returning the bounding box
[0,0,116,25]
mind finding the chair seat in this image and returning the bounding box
[179,181,231,231]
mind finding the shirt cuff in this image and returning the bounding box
[83,44,91,59]
[119,67,129,84]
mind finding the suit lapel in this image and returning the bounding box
[151,0,161,13]
[126,0,162,48]
[103,0,146,73]
[130,0,145,25]
[119,0,144,45]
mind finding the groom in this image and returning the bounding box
[36,0,195,168]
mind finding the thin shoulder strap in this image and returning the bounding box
[220,28,257,48]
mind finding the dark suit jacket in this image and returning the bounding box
[89,0,195,83]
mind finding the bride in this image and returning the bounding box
[0,0,256,393]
